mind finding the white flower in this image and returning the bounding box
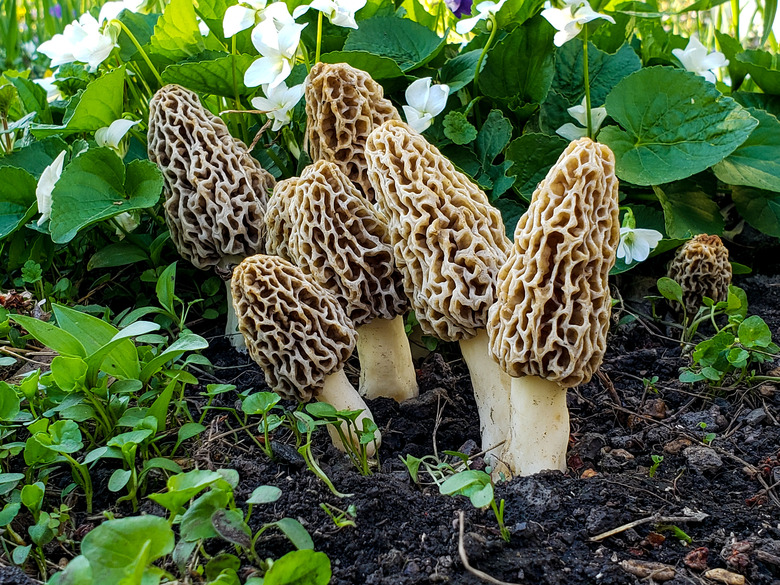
[33,74,61,102]
[455,0,507,34]
[113,211,139,238]
[37,13,116,71]
[197,17,211,36]
[292,0,367,29]
[95,118,140,156]
[98,0,145,24]
[36,151,67,227]
[617,227,663,264]
[402,77,450,133]
[251,82,305,131]
[671,37,728,84]
[541,0,615,47]
[223,0,267,38]
[244,18,304,89]
[556,96,607,140]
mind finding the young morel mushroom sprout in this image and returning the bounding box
[667,234,732,316]
[305,62,400,202]
[232,254,380,454]
[273,160,417,402]
[365,120,512,464]
[147,85,276,351]
[487,137,619,477]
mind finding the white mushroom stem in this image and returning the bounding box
[458,330,512,465]
[505,375,569,476]
[356,316,419,402]
[317,368,381,457]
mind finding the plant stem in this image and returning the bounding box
[731,0,740,38]
[116,20,164,86]
[583,28,593,138]
[315,11,323,63]
[473,14,498,127]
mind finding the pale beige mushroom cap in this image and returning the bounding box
[487,137,620,388]
[264,177,299,263]
[231,254,357,402]
[305,62,400,202]
[366,120,511,341]
[667,234,731,315]
[148,85,276,270]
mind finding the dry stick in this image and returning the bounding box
[589,511,709,542]
[458,511,522,585]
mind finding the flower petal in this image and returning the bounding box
[224,5,258,38]
[96,119,140,150]
[405,77,432,111]
[425,83,450,116]
[36,150,67,226]
[556,122,588,141]
[403,106,433,133]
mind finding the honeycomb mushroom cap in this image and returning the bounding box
[667,234,732,315]
[487,137,620,388]
[231,255,357,402]
[305,62,400,202]
[366,120,511,341]
[264,177,299,262]
[148,84,276,269]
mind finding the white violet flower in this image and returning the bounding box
[95,118,140,156]
[223,0,267,38]
[251,82,305,131]
[402,77,450,133]
[617,227,663,265]
[671,37,728,84]
[197,17,211,36]
[34,74,61,102]
[455,0,507,35]
[37,13,116,71]
[98,0,145,24]
[541,0,615,47]
[556,96,607,141]
[292,0,367,30]
[113,211,140,238]
[36,150,67,227]
[244,17,304,89]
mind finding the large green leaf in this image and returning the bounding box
[6,75,52,124]
[263,550,331,585]
[320,51,405,80]
[600,67,757,186]
[49,149,162,244]
[732,185,780,237]
[439,50,483,93]
[713,107,780,192]
[0,136,67,177]
[162,53,257,98]
[653,181,724,238]
[117,11,160,62]
[0,166,37,239]
[736,49,780,95]
[343,17,444,71]
[495,0,546,28]
[10,315,86,357]
[504,132,568,201]
[150,0,206,61]
[715,31,747,90]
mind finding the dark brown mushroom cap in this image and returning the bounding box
[667,234,731,315]
[231,254,357,402]
[148,84,275,269]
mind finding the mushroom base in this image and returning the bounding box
[506,376,569,476]
[357,316,419,402]
[317,368,381,457]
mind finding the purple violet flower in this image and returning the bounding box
[49,4,62,18]
[446,0,473,19]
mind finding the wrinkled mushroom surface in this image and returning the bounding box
[667,234,731,315]
[264,177,299,263]
[305,62,400,202]
[148,84,275,269]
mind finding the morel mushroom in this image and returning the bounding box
[270,160,417,402]
[667,234,731,315]
[232,254,380,453]
[305,62,400,202]
[365,120,512,462]
[264,177,299,263]
[487,137,619,476]
[147,84,275,350]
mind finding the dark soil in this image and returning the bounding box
[188,271,780,585]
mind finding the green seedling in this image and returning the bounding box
[305,402,380,476]
[242,391,284,459]
[440,469,510,542]
[291,411,352,498]
[649,454,663,478]
[642,376,659,394]
[656,524,693,544]
[320,502,357,529]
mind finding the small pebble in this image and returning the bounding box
[683,445,723,474]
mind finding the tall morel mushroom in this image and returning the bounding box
[147,84,276,350]
[365,120,512,462]
[305,62,400,202]
[232,254,380,453]
[487,137,619,477]
[667,234,732,315]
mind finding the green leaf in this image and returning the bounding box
[0,166,38,239]
[442,111,477,145]
[139,332,208,382]
[51,355,88,392]
[108,469,132,492]
[475,110,515,197]
[13,545,31,565]
[149,469,225,514]
[273,517,314,550]
[713,107,780,192]
[242,391,281,415]
[45,420,84,454]
[88,242,150,270]
[162,53,257,98]
[736,49,780,95]
[117,11,160,61]
[156,262,177,315]
[148,378,176,432]
[343,17,444,71]
[762,0,778,44]
[657,277,684,304]
[10,314,86,357]
[493,197,527,238]
[652,181,724,238]
[495,0,546,28]
[600,67,757,186]
[504,133,568,201]
[732,185,780,237]
[21,482,44,512]
[150,0,206,61]
[180,489,230,542]
[440,50,483,93]
[0,135,67,177]
[173,422,207,452]
[715,31,747,90]
[320,51,405,80]
[247,485,282,505]
[0,502,20,525]
[211,509,251,548]
[0,382,20,421]
[263,550,331,585]
[738,315,772,348]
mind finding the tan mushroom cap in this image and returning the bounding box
[305,62,400,202]
[231,254,357,402]
[264,177,299,263]
[148,84,276,270]
[667,234,731,315]
[487,137,620,388]
[366,120,511,341]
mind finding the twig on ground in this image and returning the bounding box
[458,511,521,585]
[589,511,709,542]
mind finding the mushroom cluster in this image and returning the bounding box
[667,234,732,315]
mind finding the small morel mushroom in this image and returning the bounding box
[264,177,299,263]
[232,254,380,453]
[305,62,400,202]
[487,137,619,476]
[148,84,276,350]
[365,120,512,463]
[667,234,732,315]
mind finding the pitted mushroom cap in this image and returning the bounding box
[487,138,620,388]
[284,160,408,326]
[365,120,511,341]
[148,85,276,269]
[231,254,357,402]
[667,234,731,315]
[305,62,400,202]
[264,177,299,262]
